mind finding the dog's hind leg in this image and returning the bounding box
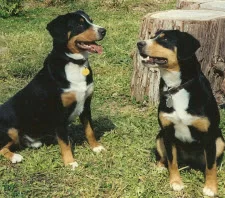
[0,128,23,163]
[156,135,167,169]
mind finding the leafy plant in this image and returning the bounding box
[0,0,23,18]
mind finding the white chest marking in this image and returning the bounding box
[64,62,94,120]
[163,89,196,143]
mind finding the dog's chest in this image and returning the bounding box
[64,62,93,119]
[163,89,196,143]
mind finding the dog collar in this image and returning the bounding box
[162,78,195,108]
[66,57,87,65]
[163,78,195,96]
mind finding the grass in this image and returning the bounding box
[0,0,225,197]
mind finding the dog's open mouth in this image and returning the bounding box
[140,53,168,65]
[76,41,103,54]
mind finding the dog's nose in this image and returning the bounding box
[137,41,146,50]
[98,28,106,37]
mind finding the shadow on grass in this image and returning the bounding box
[69,116,115,147]
[41,116,115,147]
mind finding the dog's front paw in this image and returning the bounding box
[92,145,106,153]
[203,186,217,197]
[11,154,23,163]
[68,161,79,170]
[170,181,184,191]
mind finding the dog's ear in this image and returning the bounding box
[176,31,200,60]
[46,14,71,42]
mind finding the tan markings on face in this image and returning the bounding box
[204,152,217,195]
[8,128,19,144]
[159,112,172,128]
[0,141,14,160]
[146,40,179,71]
[156,137,167,168]
[61,91,76,107]
[159,33,165,38]
[192,117,210,132]
[80,18,84,23]
[168,146,183,186]
[57,137,74,165]
[216,137,225,158]
[67,27,98,54]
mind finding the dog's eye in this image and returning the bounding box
[162,37,168,41]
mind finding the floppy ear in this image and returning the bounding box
[176,31,200,60]
[46,14,71,42]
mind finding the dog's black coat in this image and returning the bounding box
[156,31,223,169]
[137,30,225,195]
[0,10,106,166]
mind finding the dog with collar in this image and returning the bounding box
[137,30,225,197]
[0,10,106,169]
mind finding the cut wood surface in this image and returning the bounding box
[131,9,225,105]
[177,0,225,10]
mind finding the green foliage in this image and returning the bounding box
[0,0,23,18]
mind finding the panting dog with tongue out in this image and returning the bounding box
[137,30,225,197]
[0,10,106,169]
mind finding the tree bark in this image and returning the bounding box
[131,10,225,105]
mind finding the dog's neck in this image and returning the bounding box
[160,69,182,88]
[51,47,89,65]
[160,56,201,88]
[65,52,88,65]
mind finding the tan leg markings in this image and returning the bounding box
[203,156,217,196]
[8,128,19,144]
[159,112,172,128]
[216,137,225,158]
[156,138,166,168]
[0,128,22,162]
[84,121,99,149]
[168,146,184,191]
[57,137,74,165]
[0,141,14,160]
[61,91,76,107]
[192,117,210,132]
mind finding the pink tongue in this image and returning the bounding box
[89,44,103,54]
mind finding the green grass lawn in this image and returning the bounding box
[0,0,225,197]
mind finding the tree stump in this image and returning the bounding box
[177,0,225,11]
[131,10,225,105]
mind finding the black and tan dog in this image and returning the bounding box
[137,30,225,197]
[0,10,106,169]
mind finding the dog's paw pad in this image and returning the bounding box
[69,161,79,170]
[30,141,42,148]
[93,145,106,153]
[11,154,23,163]
[203,187,216,197]
[170,182,184,191]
